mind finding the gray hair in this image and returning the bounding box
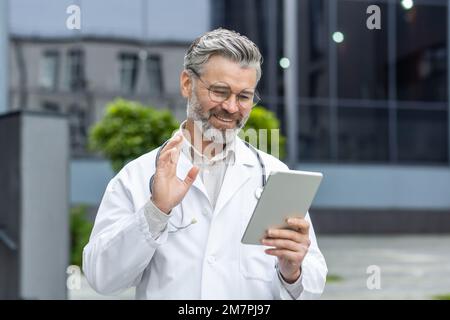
[184,28,263,82]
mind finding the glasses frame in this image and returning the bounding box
[188,68,260,109]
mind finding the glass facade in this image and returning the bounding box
[212,0,449,165]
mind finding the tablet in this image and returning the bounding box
[241,170,323,245]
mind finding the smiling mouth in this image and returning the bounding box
[213,115,234,123]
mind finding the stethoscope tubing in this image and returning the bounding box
[149,138,266,232]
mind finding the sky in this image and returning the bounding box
[8,0,210,41]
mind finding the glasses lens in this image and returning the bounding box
[207,81,259,108]
[253,93,260,106]
[237,92,255,108]
[208,83,231,103]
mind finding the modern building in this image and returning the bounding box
[215,0,450,233]
[2,0,450,233]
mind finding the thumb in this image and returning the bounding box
[183,166,199,188]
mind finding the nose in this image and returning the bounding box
[222,94,240,113]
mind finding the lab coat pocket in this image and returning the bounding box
[239,209,275,282]
[239,244,275,282]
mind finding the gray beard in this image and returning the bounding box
[186,92,249,144]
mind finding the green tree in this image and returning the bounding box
[70,205,93,267]
[89,98,179,172]
[239,106,286,160]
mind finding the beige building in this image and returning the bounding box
[6,0,210,155]
[8,36,190,155]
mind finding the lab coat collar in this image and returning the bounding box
[233,137,258,167]
[213,137,259,216]
[173,130,259,211]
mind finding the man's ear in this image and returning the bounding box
[180,70,192,99]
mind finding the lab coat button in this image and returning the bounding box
[207,255,216,265]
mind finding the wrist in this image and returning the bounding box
[150,197,171,215]
[281,267,301,284]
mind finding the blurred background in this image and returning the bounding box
[0,0,449,300]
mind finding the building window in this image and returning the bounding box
[68,104,87,155]
[65,49,86,91]
[338,107,389,162]
[119,53,139,94]
[41,101,60,113]
[298,0,329,98]
[39,50,59,91]
[395,2,448,164]
[298,104,331,161]
[397,4,447,102]
[214,0,449,165]
[397,109,448,163]
[147,54,163,96]
[337,0,389,100]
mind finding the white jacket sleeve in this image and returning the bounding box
[263,157,328,300]
[273,212,328,300]
[82,173,168,295]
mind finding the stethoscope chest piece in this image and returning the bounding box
[254,187,263,200]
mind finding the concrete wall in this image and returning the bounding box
[298,164,450,210]
[0,111,69,299]
[71,159,114,205]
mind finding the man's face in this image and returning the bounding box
[184,55,258,144]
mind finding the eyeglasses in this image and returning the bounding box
[188,68,260,109]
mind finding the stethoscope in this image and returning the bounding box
[149,139,266,233]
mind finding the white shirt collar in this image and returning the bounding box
[178,120,236,166]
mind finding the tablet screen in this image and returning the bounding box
[241,170,323,245]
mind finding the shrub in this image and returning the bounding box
[89,98,179,172]
[70,205,93,267]
[239,106,286,160]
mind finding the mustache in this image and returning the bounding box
[209,109,241,121]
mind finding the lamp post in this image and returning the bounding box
[283,0,299,168]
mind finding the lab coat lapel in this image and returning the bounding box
[213,139,256,216]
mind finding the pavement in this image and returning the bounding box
[320,235,450,300]
[68,235,450,300]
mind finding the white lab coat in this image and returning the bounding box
[83,138,327,299]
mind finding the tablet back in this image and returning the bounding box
[241,170,323,245]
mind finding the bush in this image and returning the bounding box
[70,205,93,267]
[239,106,286,160]
[89,98,180,172]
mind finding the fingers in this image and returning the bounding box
[261,238,300,251]
[160,133,183,154]
[264,248,304,263]
[286,217,310,235]
[157,135,183,168]
[184,166,199,187]
[264,228,303,243]
[262,219,312,251]
[157,147,177,168]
